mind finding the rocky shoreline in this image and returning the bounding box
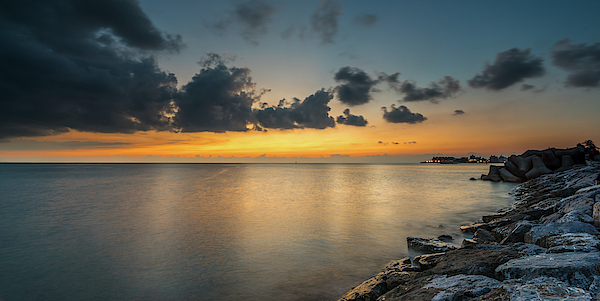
[337,161,600,301]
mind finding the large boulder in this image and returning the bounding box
[505,160,526,181]
[524,221,599,245]
[337,258,415,301]
[525,156,553,179]
[421,274,501,300]
[517,156,534,175]
[542,149,562,170]
[472,277,593,300]
[499,168,522,183]
[481,165,503,182]
[406,237,456,253]
[539,233,600,250]
[495,252,600,289]
[555,155,575,172]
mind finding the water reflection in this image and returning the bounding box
[0,163,516,301]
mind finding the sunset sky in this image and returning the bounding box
[1,0,599,162]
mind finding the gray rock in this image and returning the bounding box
[505,160,526,181]
[460,223,490,233]
[559,195,595,217]
[422,274,501,301]
[557,211,595,224]
[406,237,456,253]
[525,156,553,179]
[542,149,562,170]
[338,258,415,301]
[499,221,535,244]
[482,165,503,182]
[555,155,575,172]
[518,155,533,175]
[473,229,496,243]
[546,245,599,253]
[540,233,600,249]
[413,252,446,271]
[461,238,478,249]
[524,221,599,245]
[472,277,593,300]
[495,252,600,289]
[499,168,523,183]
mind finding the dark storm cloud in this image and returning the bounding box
[552,39,600,88]
[381,105,427,124]
[254,89,336,129]
[333,67,401,106]
[208,0,276,45]
[174,55,261,133]
[336,109,368,126]
[334,67,378,106]
[310,0,342,44]
[0,0,183,140]
[453,110,465,115]
[353,14,378,27]
[396,76,461,103]
[468,48,545,90]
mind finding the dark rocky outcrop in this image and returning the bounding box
[337,162,600,301]
[481,144,590,183]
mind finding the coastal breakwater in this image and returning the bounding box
[481,145,591,183]
[337,161,600,301]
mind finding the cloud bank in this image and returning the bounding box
[0,0,183,140]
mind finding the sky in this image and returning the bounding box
[1,0,599,163]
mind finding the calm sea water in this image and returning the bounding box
[0,163,516,301]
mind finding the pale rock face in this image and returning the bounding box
[476,277,593,301]
[422,274,501,301]
[495,252,600,289]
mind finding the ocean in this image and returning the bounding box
[0,163,517,300]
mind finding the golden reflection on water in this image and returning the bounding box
[0,163,516,301]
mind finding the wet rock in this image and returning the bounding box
[525,156,553,179]
[406,237,456,253]
[524,221,599,245]
[461,238,478,249]
[473,229,496,243]
[460,223,490,234]
[495,252,600,289]
[413,253,446,271]
[337,259,415,301]
[499,168,522,183]
[437,235,453,242]
[472,277,593,300]
[482,165,503,182]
